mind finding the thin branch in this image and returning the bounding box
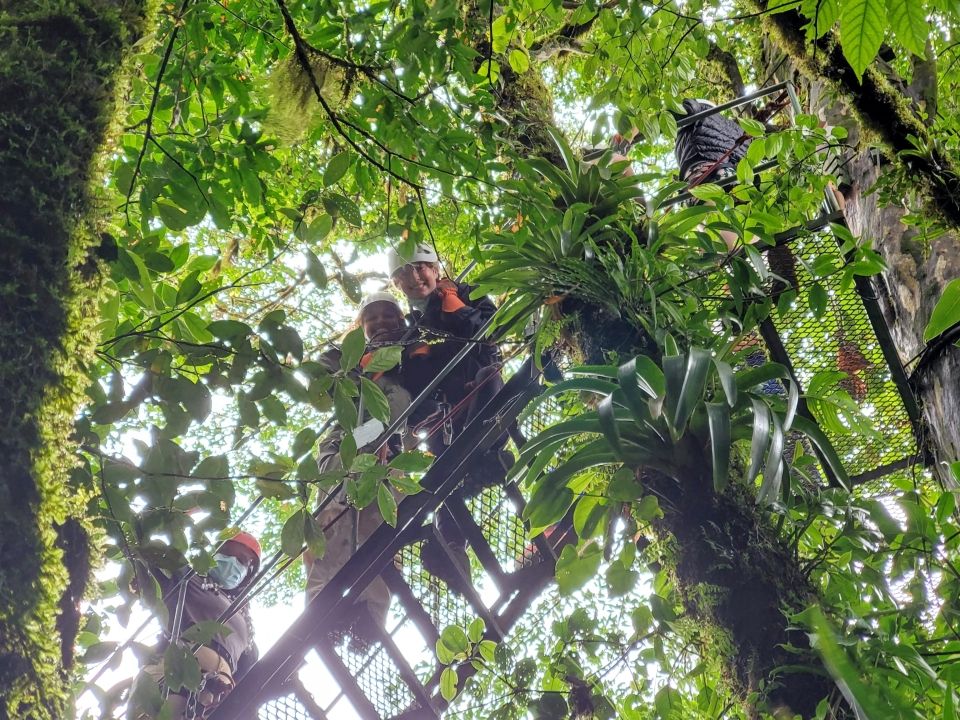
[125,0,194,223]
[275,0,423,191]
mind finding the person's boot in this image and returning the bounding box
[460,448,514,498]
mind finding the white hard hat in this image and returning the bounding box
[358,291,402,315]
[387,243,439,277]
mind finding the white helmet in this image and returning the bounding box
[387,243,439,277]
[358,291,403,316]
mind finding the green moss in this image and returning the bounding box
[264,51,350,145]
[0,2,156,716]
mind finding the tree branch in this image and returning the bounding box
[751,0,960,229]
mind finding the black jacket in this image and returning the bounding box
[673,99,751,181]
[403,282,499,405]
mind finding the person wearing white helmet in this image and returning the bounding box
[304,291,411,640]
[386,243,513,596]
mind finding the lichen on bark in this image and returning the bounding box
[0,1,155,716]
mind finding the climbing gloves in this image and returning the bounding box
[436,279,466,313]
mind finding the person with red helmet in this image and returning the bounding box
[130,532,261,719]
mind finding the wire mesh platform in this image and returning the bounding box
[764,229,919,485]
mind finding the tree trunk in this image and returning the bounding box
[645,468,835,718]
[0,2,154,716]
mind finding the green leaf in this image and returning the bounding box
[555,542,603,595]
[606,559,639,597]
[748,398,771,484]
[923,278,960,342]
[305,249,328,289]
[758,413,784,504]
[468,618,485,643]
[363,346,402,373]
[333,379,359,430]
[377,483,397,526]
[840,0,885,80]
[281,508,306,556]
[713,358,737,407]
[340,327,366,371]
[672,348,711,432]
[304,512,327,560]
[525,477,575,530]
[792,415,851,489]
[207,319,252,340]
[597,395,624,460]
[440,625,470,655]
[388,450,433,472]
[706,402,731,492]
[175,270,203,306]
[156,200,192,231]
[180,620,231,646]
[808,282,828,318]
[324,151,351,187]
[440,666,459,701]
[339,431,357,470]
[801,0,839,38]
[323,193,362,227]
[886,0,928,56]
[508,48,530,73]
[163,643,202,692]
[360,376,391,424]
[739,117,766,137]
[607,467,643,501]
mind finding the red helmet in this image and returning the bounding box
[223,531,262,574]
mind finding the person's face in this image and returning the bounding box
[220,541,258,581]
[392,261,439,300]
[361,302,405,341]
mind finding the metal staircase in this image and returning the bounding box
[211,356,577,719]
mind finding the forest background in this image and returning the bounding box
[3,0,960,718]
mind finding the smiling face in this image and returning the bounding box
[360,301,405,342]
[392,261,439,300]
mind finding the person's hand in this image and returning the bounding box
[436,279,466,312]
[436,278,458,295]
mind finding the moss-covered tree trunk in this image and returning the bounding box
[644,466,835,717]
[0,2,154,716]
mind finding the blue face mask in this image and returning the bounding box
[208,553,247,590]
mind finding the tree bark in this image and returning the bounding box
[0,2,154,716]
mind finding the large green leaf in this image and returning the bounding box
[555,542,603,595]
[840,0,885,79]
[672,348,711,432]
[886,0,929,57]
[792,415,851,489]
[748,398,771,484]
[923,278,960,342]
[340,327,367,372]
[706,402,731,492]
